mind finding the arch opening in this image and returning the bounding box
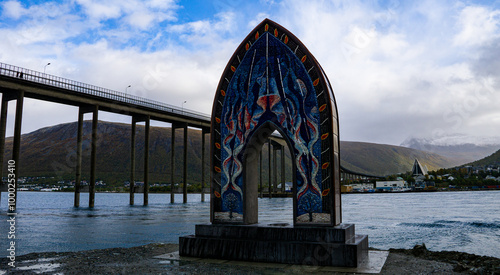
[243,121,294,224]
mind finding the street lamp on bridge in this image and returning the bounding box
[44,62,51,74]
[182,100,187,113]
[125,85,131,94]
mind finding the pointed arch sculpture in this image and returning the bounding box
[210,19,341,226]
[180,19,368,267]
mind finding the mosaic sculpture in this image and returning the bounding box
[210,18,341,225]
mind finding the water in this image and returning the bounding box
[0,191,498,258]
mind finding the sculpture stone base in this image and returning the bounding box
[179,223,368,267]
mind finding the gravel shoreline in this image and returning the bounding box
[1,243,499,274]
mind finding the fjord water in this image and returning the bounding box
[1,191,499,258]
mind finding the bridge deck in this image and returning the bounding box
[0,62,211,129]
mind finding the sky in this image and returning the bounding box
[1,0,500,146]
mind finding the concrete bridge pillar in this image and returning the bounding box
[268,140,286,195]
[273,143,277,194]
[170,123,178,203]
[281,145,285,193]
[259,150,263,198]
[201,128,208,202]
[89,106,98,208]
[0,94,9,206]
[11,91,24,212]
[130,119,136,205]
[129,115,150,206]
[169,122,188,204]
[143,117,150,206]
[268,140,272,198]
[183,123,188,203]
[74,105,99,208]
[0,92,22,209]
[74,107,84,207]
[0,91,25,211]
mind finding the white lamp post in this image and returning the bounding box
[182,100,187,113]
[44,62,51,73]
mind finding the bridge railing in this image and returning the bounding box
[0,62,211,121]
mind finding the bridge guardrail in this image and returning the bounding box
[0,62,211,122]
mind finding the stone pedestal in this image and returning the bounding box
[179,223,368,267]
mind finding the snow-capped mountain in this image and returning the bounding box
[401,134,500,166]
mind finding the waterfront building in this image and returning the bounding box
[375,180,408,191]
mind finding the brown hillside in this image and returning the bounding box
[340,141,456,175]
[2,121,455,185]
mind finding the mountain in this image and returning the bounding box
[340,141,455,176]
[2,121,456,185]
[3,121,208,185]
[467,149,500,167]
[401,135,500,166]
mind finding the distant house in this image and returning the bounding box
[414,175,426,182]
[485,175,497,181]
[341,185,353,193]
[414,181,435,190]
[277,182,292,192]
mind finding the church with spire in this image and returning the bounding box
[411,158,428,177]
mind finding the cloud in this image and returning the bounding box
[1,0,27,19]
[75,0,178,30]
[454,6,500,47]
[471,37,500,81]
[1,0,499,146]
[167,11,237,46]
[126,11,156,29]
[258,0,500,144]
[0,2,85,46]
[62,36,231,117]
[76,0,122,21]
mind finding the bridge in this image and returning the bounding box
[0,62,382,209]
